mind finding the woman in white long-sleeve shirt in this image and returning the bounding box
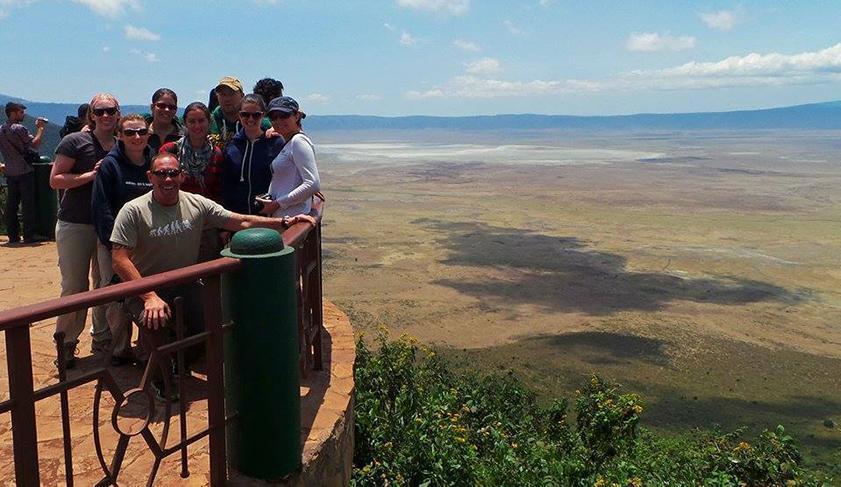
[256,96,320,217]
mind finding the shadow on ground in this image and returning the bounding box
[415,219,805,315]
[516,331,671,367]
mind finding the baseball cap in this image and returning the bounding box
[215,76,244,94]
[266,96,305,118]
[5,101,26,112]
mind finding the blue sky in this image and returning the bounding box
[0,0,839,116]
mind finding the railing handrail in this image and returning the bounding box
[0,258,241,331]
[0,198,323,331]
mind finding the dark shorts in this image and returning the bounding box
[125,281,206,338]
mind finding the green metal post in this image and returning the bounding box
[221,228,301,480]
[32,157,57,239]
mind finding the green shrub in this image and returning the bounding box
[352,331,830,486]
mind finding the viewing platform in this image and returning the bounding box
[0,201,355,486]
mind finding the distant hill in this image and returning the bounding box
[304,101,841,131]
[0,94,149,127]
[3,93,841,134]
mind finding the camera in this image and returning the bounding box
[251,193,273,213]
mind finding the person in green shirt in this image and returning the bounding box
[209,76,270,151]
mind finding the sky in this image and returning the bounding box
[0,0,840,116]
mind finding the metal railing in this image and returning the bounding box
[0,200,324,486]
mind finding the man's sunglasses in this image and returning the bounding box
[152,169,183,178]
[122,128,149,137]
[92,107,118,116]
[154,102,177,111]
[268,111,294,121]
[239,111,263,120]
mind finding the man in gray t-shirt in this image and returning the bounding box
[111,152,314,400]
[0,101,46,243]
[111,152,313,332]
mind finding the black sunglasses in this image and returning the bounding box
[122,128,149,137]
[268,111,294,121]
[239,111,263,120]
[154,102,177,111]
[92,106,118,116]
[152,168,183,178]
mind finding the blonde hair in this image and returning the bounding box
[87,93,121,128]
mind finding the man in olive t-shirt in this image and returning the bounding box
[110,153,313,332]
[110,153,314,400]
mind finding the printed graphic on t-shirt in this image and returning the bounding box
[149,218,194,237]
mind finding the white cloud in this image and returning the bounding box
[0,0,36,7]
[356,94,383,101]
[453,39,480,52]
[124,24,160,41]
[383,22,396,31]
[646,43,841,80]
[400,31,416,46]
[71,0,140,18]
[503,20,524,36]
[0,0,35,18]
[129,48,158,63]
[699,9,739,31]
[102,45,110,52]
[465,57,500,75]
[538,0,553,5]
[196,89,207,95]
[395,0,468,16]
[406,76,602,99]
[306,93,330,103]
[626,32,696,52]
[406,88,445,98]
[405,42,841,99]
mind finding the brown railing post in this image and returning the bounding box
[203,275,227,486]
[311,223,324,370]
[6,324,41,486]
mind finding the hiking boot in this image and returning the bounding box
[23,235,48,244]
[54,342,78,370]
[91,338,112,355]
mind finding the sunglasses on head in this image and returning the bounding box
[239,111,263,120]
[268,111,294,121]
[154,102,177,111]
[122,128,149,137]
[152,168,183,178]
[92,106,118,116]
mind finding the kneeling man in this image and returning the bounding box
[110,153,313,398]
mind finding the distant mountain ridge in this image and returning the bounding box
[2,93,841,131]
[304,101,841,130]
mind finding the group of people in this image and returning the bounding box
[3,76,321,398]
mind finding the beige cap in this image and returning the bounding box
[216,76,244,93]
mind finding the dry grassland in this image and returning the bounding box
[318,129,841,475]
